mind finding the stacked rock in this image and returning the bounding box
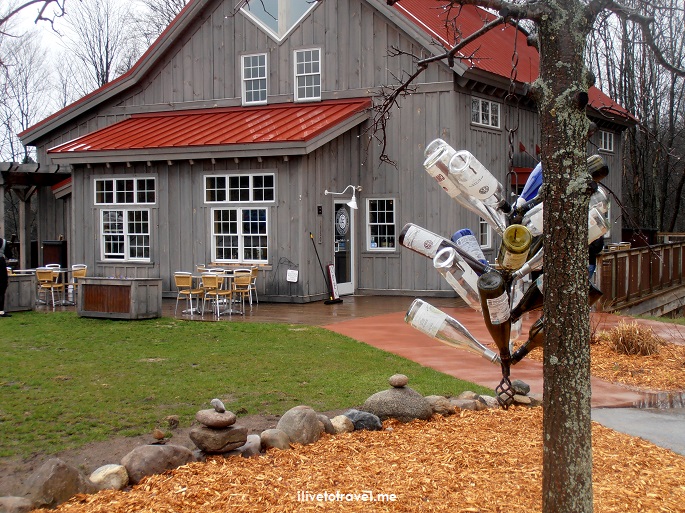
[189,399,248,454]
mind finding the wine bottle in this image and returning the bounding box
[433,247,482,311]
[511,317,544,363]
[589,185,609,215]
[448,150,511,212]
[399,223,490,275]
[588,207,610,243]
[497,224,532,271]
[511,247,545,282]
[423,140,506,235]
[477,270,512,361]
[451,228,488,267]
[522,202,544,237]
[510,275,545,321]
[404,299,500,364]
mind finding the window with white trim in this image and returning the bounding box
[599,130,614,153]
[471,98,501,129]
[212,208,268,262]
[367,199,396,251]
[95,177,156,205]
[242,53,267,105]
[205,174,275,203]
[478,218,492,249]
[101,209,150,261]
[294,48,321,101]
[95,177,155,261]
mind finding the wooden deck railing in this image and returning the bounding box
[595,241,685,312]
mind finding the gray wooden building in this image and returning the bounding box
[16,0,633,302]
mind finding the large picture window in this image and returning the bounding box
[294,48,321,101]
[101,210,150,261]
[471,98,500,129]
[242,53,267,105]
[367,199,396,251]
[212,208,268,262]
[205,173,275,203]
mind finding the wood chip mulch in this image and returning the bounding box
[35,408,685,513]
[524,337,685,391]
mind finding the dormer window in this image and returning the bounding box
[240,0,318,42]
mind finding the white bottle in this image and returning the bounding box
[588,207,610,243]
[448,151,510,214]
[433,247,482,311]
[405,299,500,364]
[522,202,544,237]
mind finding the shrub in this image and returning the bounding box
[601,321,664,356]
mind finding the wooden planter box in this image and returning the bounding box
[77,278,162,320]
[6,274,36,312]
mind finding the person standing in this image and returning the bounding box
[0,237,10,317]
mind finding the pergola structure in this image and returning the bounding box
[0,162,71,269]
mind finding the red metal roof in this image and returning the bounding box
[396,0,634,120]
[395,1,539,83]
[48,99,371,154]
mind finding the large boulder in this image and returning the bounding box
[276,406,324,445]
[121,444,196,484]
[24,458,96,510]
[189,425,248,454]
[361,387,433,422]
[89,464,129,491]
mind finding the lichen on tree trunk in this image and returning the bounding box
[535,3,594,512]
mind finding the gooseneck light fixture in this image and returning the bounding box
[324,185,362,210]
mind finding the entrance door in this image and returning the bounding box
[333,200,354,295]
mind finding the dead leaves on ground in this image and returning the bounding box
[35,408,685,513]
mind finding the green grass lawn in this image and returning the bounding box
[0,311,491,459]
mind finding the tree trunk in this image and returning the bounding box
[536,4,594,512]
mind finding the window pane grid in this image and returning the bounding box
[368,199,396,250]
[471,98,501,129]
[95,178,156,205]
[102,209,150,260]
[212,208,268,263]
[295,49,321,100]
[242,54,267,104]
[205,174,275,203]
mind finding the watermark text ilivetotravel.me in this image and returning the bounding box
[297,490,398,503]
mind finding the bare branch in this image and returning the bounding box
[601,0,685,76]
[369,14,509,165]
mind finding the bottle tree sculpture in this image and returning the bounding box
[402,139,609,408]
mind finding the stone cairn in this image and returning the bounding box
[0,375,540,513]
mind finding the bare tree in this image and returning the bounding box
[60,0,136,92]
[134,0,189,46]
[587,0,685,234]
[386,1,684,512]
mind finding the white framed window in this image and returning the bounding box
[240,0,318,42]
[367,198,396,251]
[294,48,321,102]
[95,177,156,205]
[212,208,268,262]
[101,209,150,261]
[242,53,267,105]
[478,218,492,249]
[471,97,501,129]
[599,130,614,153]
[205,173,275,203]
